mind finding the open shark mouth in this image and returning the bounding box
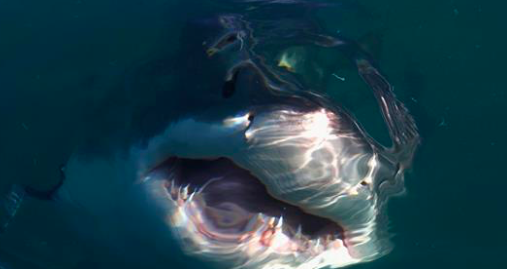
[137,103,408,269]
[158,157,349,261]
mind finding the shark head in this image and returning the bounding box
[55,12,419,269]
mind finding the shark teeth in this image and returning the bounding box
[164,180,352,268]
[276,216,284,229]
[168,181,200,203]
[294,225,303,240]
[187,191,196,202]
[180,185,189,200]
[313,238,322,251]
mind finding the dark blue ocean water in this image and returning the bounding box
[0,0,505,268]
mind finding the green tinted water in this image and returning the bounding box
[0,0,505,268]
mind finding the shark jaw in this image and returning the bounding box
[145,158,358,269]
[133,107,391,269]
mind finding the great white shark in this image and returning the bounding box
[0,5,419,269]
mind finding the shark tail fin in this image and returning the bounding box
[0,184,26,233]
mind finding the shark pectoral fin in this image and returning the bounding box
[0,185,26,233]
[356,58,420,166]
[0,165,66,233]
